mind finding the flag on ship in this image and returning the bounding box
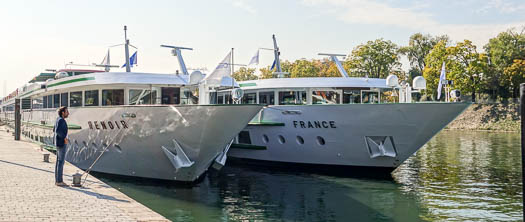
[437,61,446,100]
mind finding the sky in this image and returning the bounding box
[0,0,524,97]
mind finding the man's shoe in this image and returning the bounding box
[55,182,69,187]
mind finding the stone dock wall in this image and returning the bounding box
[446,103,520,132]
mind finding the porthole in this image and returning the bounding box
[262,134,269,143]
[278,135,286,144]
[317,136,326,146]
[296,136,304,145]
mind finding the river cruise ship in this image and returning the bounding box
[0,30,263,182]
[220,36,470,175]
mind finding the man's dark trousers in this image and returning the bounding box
[55,146,66,183]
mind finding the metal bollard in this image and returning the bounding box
[72,172,83,187]
[43,153,50,162]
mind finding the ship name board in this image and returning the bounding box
[88,120,128,130]
[293,120,336,129]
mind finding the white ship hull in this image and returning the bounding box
[12,105,262,182]
[228,103,469,173]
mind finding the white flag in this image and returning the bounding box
[101,49,110,66]
[437,62,446,100]
[248,49,259,66]
[203,52,231,85]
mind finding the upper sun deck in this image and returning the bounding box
[238,77,390,90]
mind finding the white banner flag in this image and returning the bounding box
[203,51,232,85]
[437,62,446,100]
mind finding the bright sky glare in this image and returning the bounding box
[0,0,524,96]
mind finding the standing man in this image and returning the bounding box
[54,106,69,186]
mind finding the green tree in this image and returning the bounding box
[400,33,449,80]
[423,40,450,99]
[346,38,401,78]
[447,40,488,101]
[502,59,525,97]
[232,67,258,81]
[484,27,525,98]
[258,67,274,79]
[289,59,319,78]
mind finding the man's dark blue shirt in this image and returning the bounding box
[54,117,68,147]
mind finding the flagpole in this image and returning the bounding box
[231,48,234,104]
[124,26,131,73]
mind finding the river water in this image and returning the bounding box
[95,131,522,221]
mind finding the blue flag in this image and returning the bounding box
[270,59,276,70]
[122,51,138,68]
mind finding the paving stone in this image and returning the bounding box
[0,126,169,222]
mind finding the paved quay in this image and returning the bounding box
[0,126,169,222]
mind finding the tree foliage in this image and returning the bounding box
[346,38,401,78]
[232,67,258,81]
[484,27,525,98]
[400,33,449,79]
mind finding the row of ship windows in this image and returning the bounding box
[239,131,326,146]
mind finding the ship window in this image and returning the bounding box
[102,89,124,106]
[218,95,224,104]
[43,96,48,109]
[343,90,361,104]
[262,134,269,143]
[317,136,326,146]
[130,89,157,105]
[60,93,68,107]
[70,91,82,107]
[84,90,99,106]
[47,95,53,108]
[242,93,257,104]
[258,91,274,105]
[312,91,340,104]
[278,135,286,144]
[278,91,306,105]
[362,91,379,104]
[32,98,43,109]
[161,87,180,104]
[53,94,60,108]
[238,131,252,144]
[296,136,304,145]
[181,88,199,104]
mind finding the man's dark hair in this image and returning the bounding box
[58,106,68,117]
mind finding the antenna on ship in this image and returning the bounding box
[318,53,349,78]
[160,45,193,75]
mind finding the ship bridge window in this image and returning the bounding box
[312,91,340,104]
[259,91,274,105]
[161,87,180,104]
[278,91,306,105]
[61,93,68,107]
[70,91,82,107]
[102,89,124,106]
[85,90,99,106]
[53,94,60,108]
[343,90,361,104]
[130,89,157,105]
[242,93,257,104]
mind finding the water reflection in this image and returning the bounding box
[94,131,521,221]
[394,131,522,221]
